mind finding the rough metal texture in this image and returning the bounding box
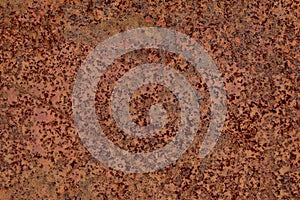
[0,0,299,199]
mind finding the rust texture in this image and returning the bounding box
[0,0,299,199]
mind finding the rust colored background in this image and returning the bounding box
[0,0,299,199]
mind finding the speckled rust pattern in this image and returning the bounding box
[0,0,299,199]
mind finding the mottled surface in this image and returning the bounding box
[0,0,299,199]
